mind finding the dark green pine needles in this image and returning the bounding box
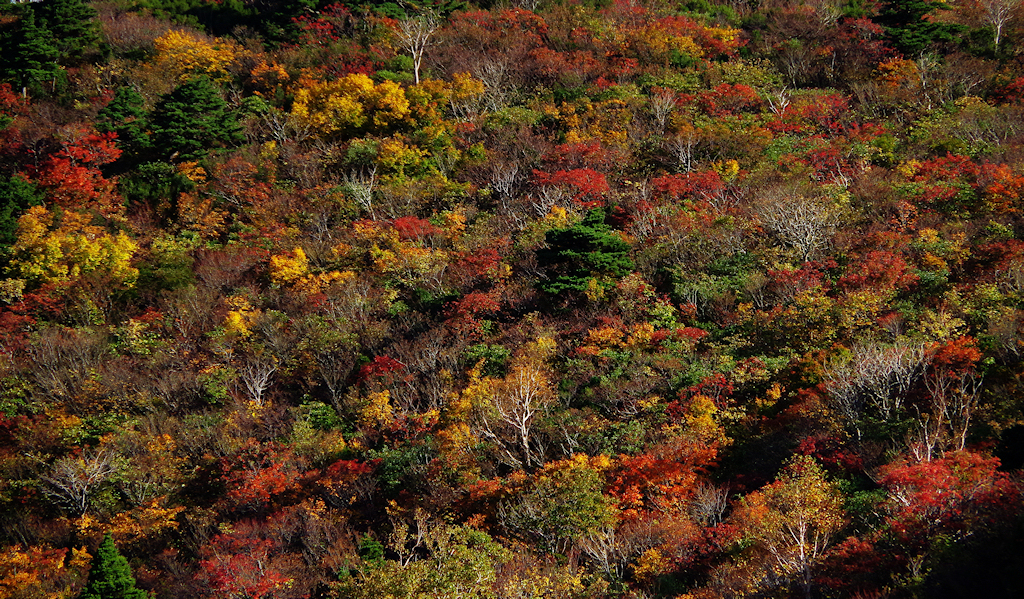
[537,208,634,296]
[79,534,150,599]
[149,75,243,161]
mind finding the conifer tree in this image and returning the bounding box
[35,0,99,61]
[80,534,150,599]
[149,76,243,161]
[537,208,634,296]
[98,86,152,165]
[0,5,62,95]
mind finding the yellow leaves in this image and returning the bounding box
[633,548,672,583]
[9,206,139,288]
[154,29,240,83]
[625,322,655,349]
[290,74,410,137]
[249,60,290,96]
[876,57,919,88]
[642,25,704,62]
[293,269,356,295]
[175,192,227,240]
[713,159,740,183]
[0,543,82,599]
[176,161,207,183]
[360,390,394,428]
[543,205,576,230]
[682,394,728,447]
[584,326,624,349]
[73,500,184,548]
[376,137,427,176]
[704,25,741,44]
[269,247,309,287]
[223,295,257,337]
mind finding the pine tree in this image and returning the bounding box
[877,0,966,56]
[80,534,150,599]
[98,85,152,165]
[537,208,634,296]
[0,174,43,252]
[35,0,99,61]
[149,76,243,161]
[0,5,62,95]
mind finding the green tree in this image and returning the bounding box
[0,174,43,252]
[149,76,243,161]
[80,533,150,599]
[537,208,634,296]
[878,0,965,55]
[98,86,151,165]
[35,0,99,61]
[0,5,63,94]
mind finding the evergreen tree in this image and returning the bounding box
[149,76,243,161]
[35,0,99,61]
[98,86,152,166]
[537,208,634,296]
[0,5,62,95]
[0,174,43,253]
[878,0,966,55]
[80,534,150,599]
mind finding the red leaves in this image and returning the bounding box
[651,170,725,206]
[198,528,293,599]
[606,453,697,515]
[391,215,439,242]
[879,451,1020,540]
[357,355,405,384]
[839,250,918,293]
[699,83,762,117]
[930,336,982,375]
[27,127,123,218]
[220,442,301,513]
[533,168,610,208]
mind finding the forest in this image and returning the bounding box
[1,0,1024,596]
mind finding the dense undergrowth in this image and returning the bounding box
[2,0,1024,596]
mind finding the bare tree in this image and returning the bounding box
[490,162,522,209]
[690,481,730,526]
[755,193,843,262]
[924,358,984,453]
[649,88,677,132]
[471,343,556,470]
[824,342,927,441]
[238,349,279,406]
[664,126,700,173]
[474,56,517,112]
[396,13,440,85]
[39,449,119,515]
[978,0,1022,50]
[343,167,378,220]
[765,87,791,115]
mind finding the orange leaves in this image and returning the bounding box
[981,162,1024,213]
[29,127,123,220]
[0,543,87,599]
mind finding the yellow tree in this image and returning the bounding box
[7,206,138,289]
[290,74,410,138]
[737,455,845,598]
[153,29,241,83]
